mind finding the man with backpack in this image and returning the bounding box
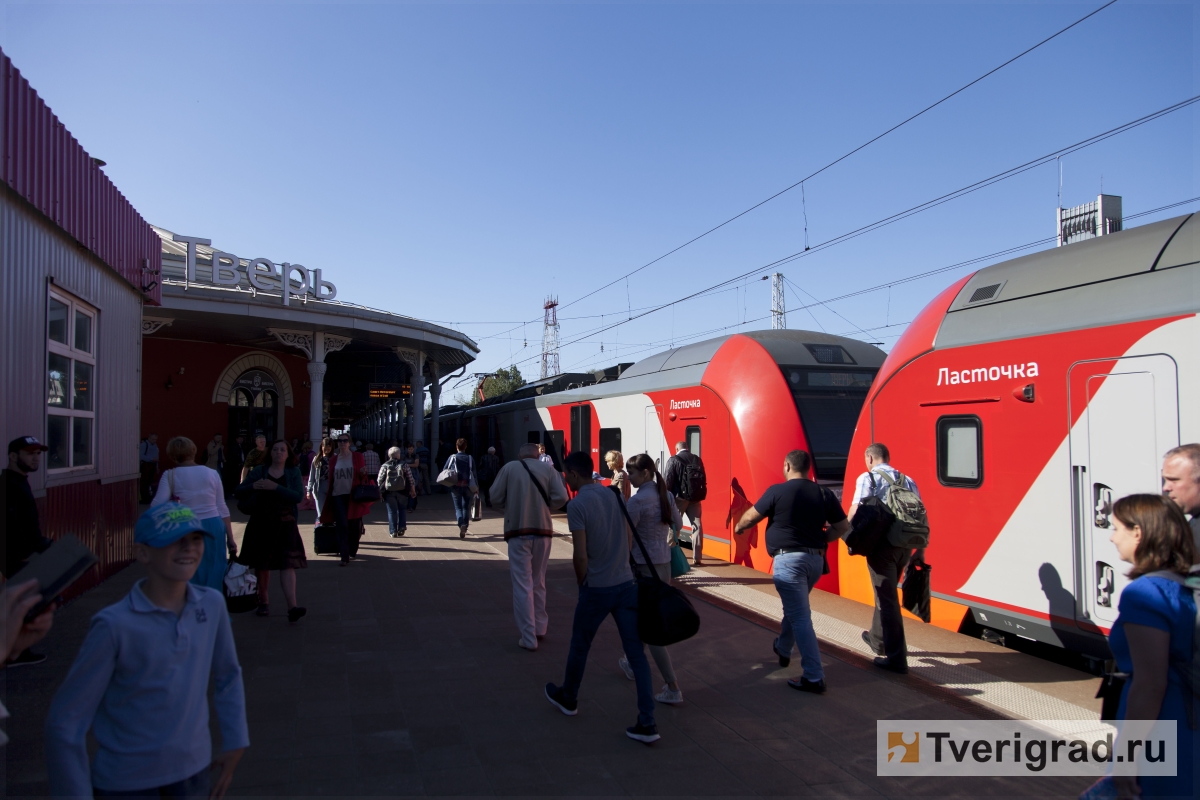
[848,443,928,675]
[490,444,568,651]
[665,442,707,566]
[378,446,416,538]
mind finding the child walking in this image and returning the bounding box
[46,502,249,798]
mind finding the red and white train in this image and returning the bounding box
[439,211,1197,660]
[845,212,1198,658]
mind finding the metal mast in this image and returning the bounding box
[540,296,560,379]
[771,273,786,329]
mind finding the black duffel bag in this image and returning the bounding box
[617,498,701,647]
[844,493,895,558]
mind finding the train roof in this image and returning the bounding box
[937,213,1198,348]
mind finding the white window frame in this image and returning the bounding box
[46,289,97,474]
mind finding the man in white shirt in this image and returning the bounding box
[848,442,922,674]
[490,444,568,651]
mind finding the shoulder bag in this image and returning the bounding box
[436,456,460,488]
[844,473,894,557]
[615,496,701,647]
[518,459,553,507]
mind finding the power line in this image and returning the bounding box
[492,101,1199,373]
[548,0,1121,315]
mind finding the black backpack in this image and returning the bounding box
[678,454,707,502]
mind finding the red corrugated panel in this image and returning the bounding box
[0,46,161,305]
[38,479,137,600]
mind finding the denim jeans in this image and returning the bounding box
[449,486,473,529]
[563,580,656,728]
[772,551,826,682]
[95,768,209,798]
[383,491,408,533]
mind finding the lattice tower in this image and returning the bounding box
[540,296,560,379]
[771,273,786,330]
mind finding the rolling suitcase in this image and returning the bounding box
[313,524,339,555]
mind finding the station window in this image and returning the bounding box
[937,415,983,487]
[598,428,622,478]
[47,290,97,471]
[685,426,701,458]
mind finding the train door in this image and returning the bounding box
[646,405,666,470]
[1070,355,1178,627]
[569,405,592,457]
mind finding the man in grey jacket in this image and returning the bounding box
[490,444,569,651]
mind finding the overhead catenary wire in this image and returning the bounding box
[489,102,1199,374]
[471,1,1123,346]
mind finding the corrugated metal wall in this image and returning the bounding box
[0,46,161,306]
[39,479,138,597]
[1,188,144,491]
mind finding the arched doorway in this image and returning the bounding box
[227,370,279,444]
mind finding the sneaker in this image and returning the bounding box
[518,640,537,651]
[772,637,790,668]
[617,657,635,681]
[861,630,884,656]
[397,528,406,537]
[788,677,827,694]
[6,649,46,667]
[287,606,307,623]
[544,683,577,716]
[655,685,683,705]
[626,723,660,744]
[459,526,467,539]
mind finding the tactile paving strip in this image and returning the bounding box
[676,568,1104,732]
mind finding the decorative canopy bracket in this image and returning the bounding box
[324,334,352,356]
[142,317,174,336]
[267,328,314,360]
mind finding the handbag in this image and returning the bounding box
[669,529,691,578]
[900,558,931,623]
[436,460,459,487]
[472,492,482,521]
[616,498,701,647]
[353,479,381,503]
[223,562,259,614]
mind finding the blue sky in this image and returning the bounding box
[3,1,1195,403]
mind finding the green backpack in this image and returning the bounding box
[872,470,930,548]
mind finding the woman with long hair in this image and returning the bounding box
[151,436,237,591]
[618,452,685,705]
[318,434,375,565]
[237,440,307,621]
[1105,494,1196,799]
[306,438,335,518]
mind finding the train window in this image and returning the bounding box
[527,431,541,444]
[598,428,622,478]
[686,426,701,458]
[937,415,983,487]
[784,366,876,481]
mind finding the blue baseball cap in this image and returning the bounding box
[135,502,211,548]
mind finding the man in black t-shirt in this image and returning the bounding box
[735,449,849,694]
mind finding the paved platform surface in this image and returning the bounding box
[3,495,1092,797]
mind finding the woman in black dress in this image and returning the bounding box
[237,440,307,621]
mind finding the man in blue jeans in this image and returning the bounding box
[734,449,849,694]
[544,451,659,743]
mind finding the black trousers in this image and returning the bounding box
[139,461,158,503]
[331,494,362,561]
[480,478,495,507]
[866,544,911,666]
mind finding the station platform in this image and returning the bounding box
[3,495,1094,797]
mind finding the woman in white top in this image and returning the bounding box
[618,452,685,705]
[151,436,237,591]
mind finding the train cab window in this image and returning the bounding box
[527,431,541,444]
[685,426,701,458]
[598,428,622,478]
[783,366,876,481]
[937,415,983,487]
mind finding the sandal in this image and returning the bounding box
[256,603,269,617]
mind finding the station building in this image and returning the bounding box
[1,47,476,590]
[141,229,478,466]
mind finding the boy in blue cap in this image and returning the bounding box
[46,503,249,798]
